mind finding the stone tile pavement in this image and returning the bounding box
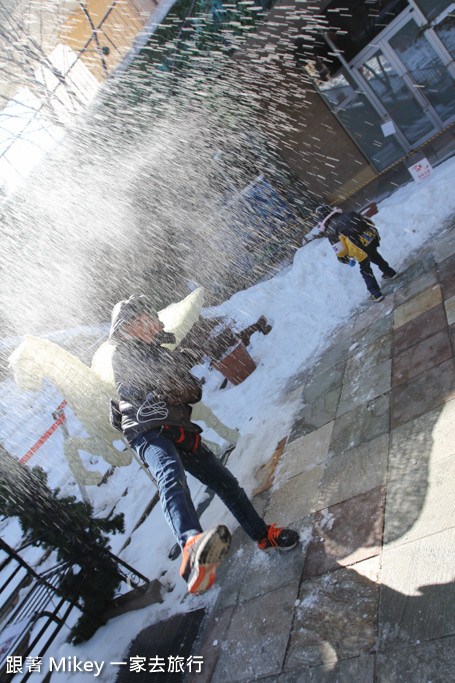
[189,221,455,683]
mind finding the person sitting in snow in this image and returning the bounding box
[109,294,299,594]
[315,204,397,302]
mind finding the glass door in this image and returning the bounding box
[312,3,455,170]
[431,3,455,59]
[357,49,436,146]
[353,7,455,147]
[317,69,407,171]
[389,15,455,123]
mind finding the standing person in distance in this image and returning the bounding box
[315,204,397,302]
[109,295,300,595]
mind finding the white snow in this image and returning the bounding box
[1,154,455,681]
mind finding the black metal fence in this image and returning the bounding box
[0,537,150,683]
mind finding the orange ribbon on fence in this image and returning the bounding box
[19,400,68,464]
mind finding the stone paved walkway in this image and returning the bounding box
[189,220,455,683]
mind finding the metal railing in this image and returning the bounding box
[0,536,151,683]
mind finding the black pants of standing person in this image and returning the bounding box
[359,240,395,295]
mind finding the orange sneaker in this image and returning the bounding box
[257,524,299,552]
[180,525,231,594]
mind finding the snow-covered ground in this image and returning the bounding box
[1,155,455,681]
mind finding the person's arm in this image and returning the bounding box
[324,220,350,264]
[153,349,203,404]
[154,374,202,404]
[331,238,350,264]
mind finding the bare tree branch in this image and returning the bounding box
[0,0,87,125]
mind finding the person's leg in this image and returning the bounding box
[369,247,396,277]
[182,444,299,552]
[359,256,382,295]
[133,432,232,594]
[181,444,269,541]
[132,431,202,548]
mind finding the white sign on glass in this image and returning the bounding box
[381,120,396,137]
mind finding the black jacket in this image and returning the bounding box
[324,211,380,264]
[108,299,202,443]
[111,335,202,443]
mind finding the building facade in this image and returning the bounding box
[307,0,455,169]
[255,0,455,205]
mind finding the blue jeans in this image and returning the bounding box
[132,430,268,548]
